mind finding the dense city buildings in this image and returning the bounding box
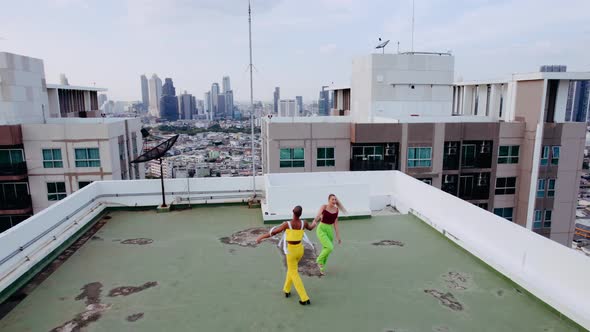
[273,86,280,115]
[296,96,303,116]
[148,74,162,117]
[140,74,149,112]
[318,86,330,116]
[278,99,297,117]
[160,78,179,121]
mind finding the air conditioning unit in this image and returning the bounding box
[477,174,488,186]
[444,175,455,184]
[480,142,491,153]
[446,142,458,155]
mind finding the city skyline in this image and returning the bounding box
[1,0,590,102]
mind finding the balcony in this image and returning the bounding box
[0,162,27,176]
[350,159,397,171]
[0,195,33,214]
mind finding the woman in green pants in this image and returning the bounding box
[311,194,346,275]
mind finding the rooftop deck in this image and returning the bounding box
[0,206,579,331]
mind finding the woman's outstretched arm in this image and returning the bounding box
[311,205,325,228]
[256,222,287,243]
[334,218,341,244]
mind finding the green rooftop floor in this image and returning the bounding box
[0,206,581,331]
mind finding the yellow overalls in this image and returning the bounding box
[282,221,310,302]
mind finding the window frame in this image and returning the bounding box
[541,146,550,166]
[493,207,513,221]
[407,147,432,168]
[316,147,335,167]
[543,210,552,228]
[495,177,516,195]
[279,147,305,168]
[0,149,24,165]
[533,210,542,228]
[74,148,101,168]
[47,182,67,201]
[547,179,556,197]
[42,148,63,168]
[78,181,93,189]
[551,146,560,166]
[536,179,546,198]
[498,145,519,164]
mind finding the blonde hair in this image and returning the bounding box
[328,194,347,215]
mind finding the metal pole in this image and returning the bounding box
[160,158,167,207]
[248,0,256,197]
[411,0,415,52]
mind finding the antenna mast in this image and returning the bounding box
[248,0,256,197]
[411,0,415,52]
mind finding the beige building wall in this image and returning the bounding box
[263,122,350,173]
[549,122,586,244]
[22,119,143,213]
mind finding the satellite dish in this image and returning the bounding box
[130,134,179,163]
[375,39,390,54]
[131,134,179,208]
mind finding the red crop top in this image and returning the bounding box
[321,208,338,225]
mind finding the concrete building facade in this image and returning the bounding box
[262,52,588,246]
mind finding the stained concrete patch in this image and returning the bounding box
[424,289,463,311]
[126,313,144,322]
[50,303,112,332]
[220,227,321,277]
[443,272,470,291]
[108,281,158,298]
[219,227,272,247]
[120,238,153,245]
[433,326,451,332]
[75,282,103,305]
[91,236,104,241]
[372,240,405,247]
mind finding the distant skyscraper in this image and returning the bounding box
[191,96,197,118]
[222,76,231,93]
[279,99,297,117]
[98,94,108,108]
[204,92,211,120]
[565,80,590,122]
[217,94,226,120]
[140,75,149,112]
[160,78,179,121]
[59,73,69,85]
[211,83,220,119]
[179,91,195,120]
[295,96,303,116]
[318,87,330,116]
[196,99,204,116]
[273,87,280,114]
[225,90,234,119]
[148,74,162,117]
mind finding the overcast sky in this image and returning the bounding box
[1,0,589,102]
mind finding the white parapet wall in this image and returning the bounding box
[389,171,590,330]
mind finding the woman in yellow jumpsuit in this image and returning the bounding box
[257,205,315,305]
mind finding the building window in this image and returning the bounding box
[75,148,100,167]
[47,182,67,201]
[317,147,335,167]
[551,146,560,165]
[352,146,383,161]
[0,215,30,233]
[544,210,552,228]
[407,147,432,168]
[547,179,556,197]
[0,149,24,165]
[498,145,519,164]
[280,148,304,168]
[495,177,516,195]
[78,181,92,189]
[0,183,29,206]
[533,210,542,228]
[536,179,546,198]
[541,146,550,166]
[493,207,513,221]
[476,203,488,210]
[417,178,432,185]
[42,149,63,168]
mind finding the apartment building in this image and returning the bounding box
[262,52,588,246]
[0,52,144,231]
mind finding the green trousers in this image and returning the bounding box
[316,222,334,271]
